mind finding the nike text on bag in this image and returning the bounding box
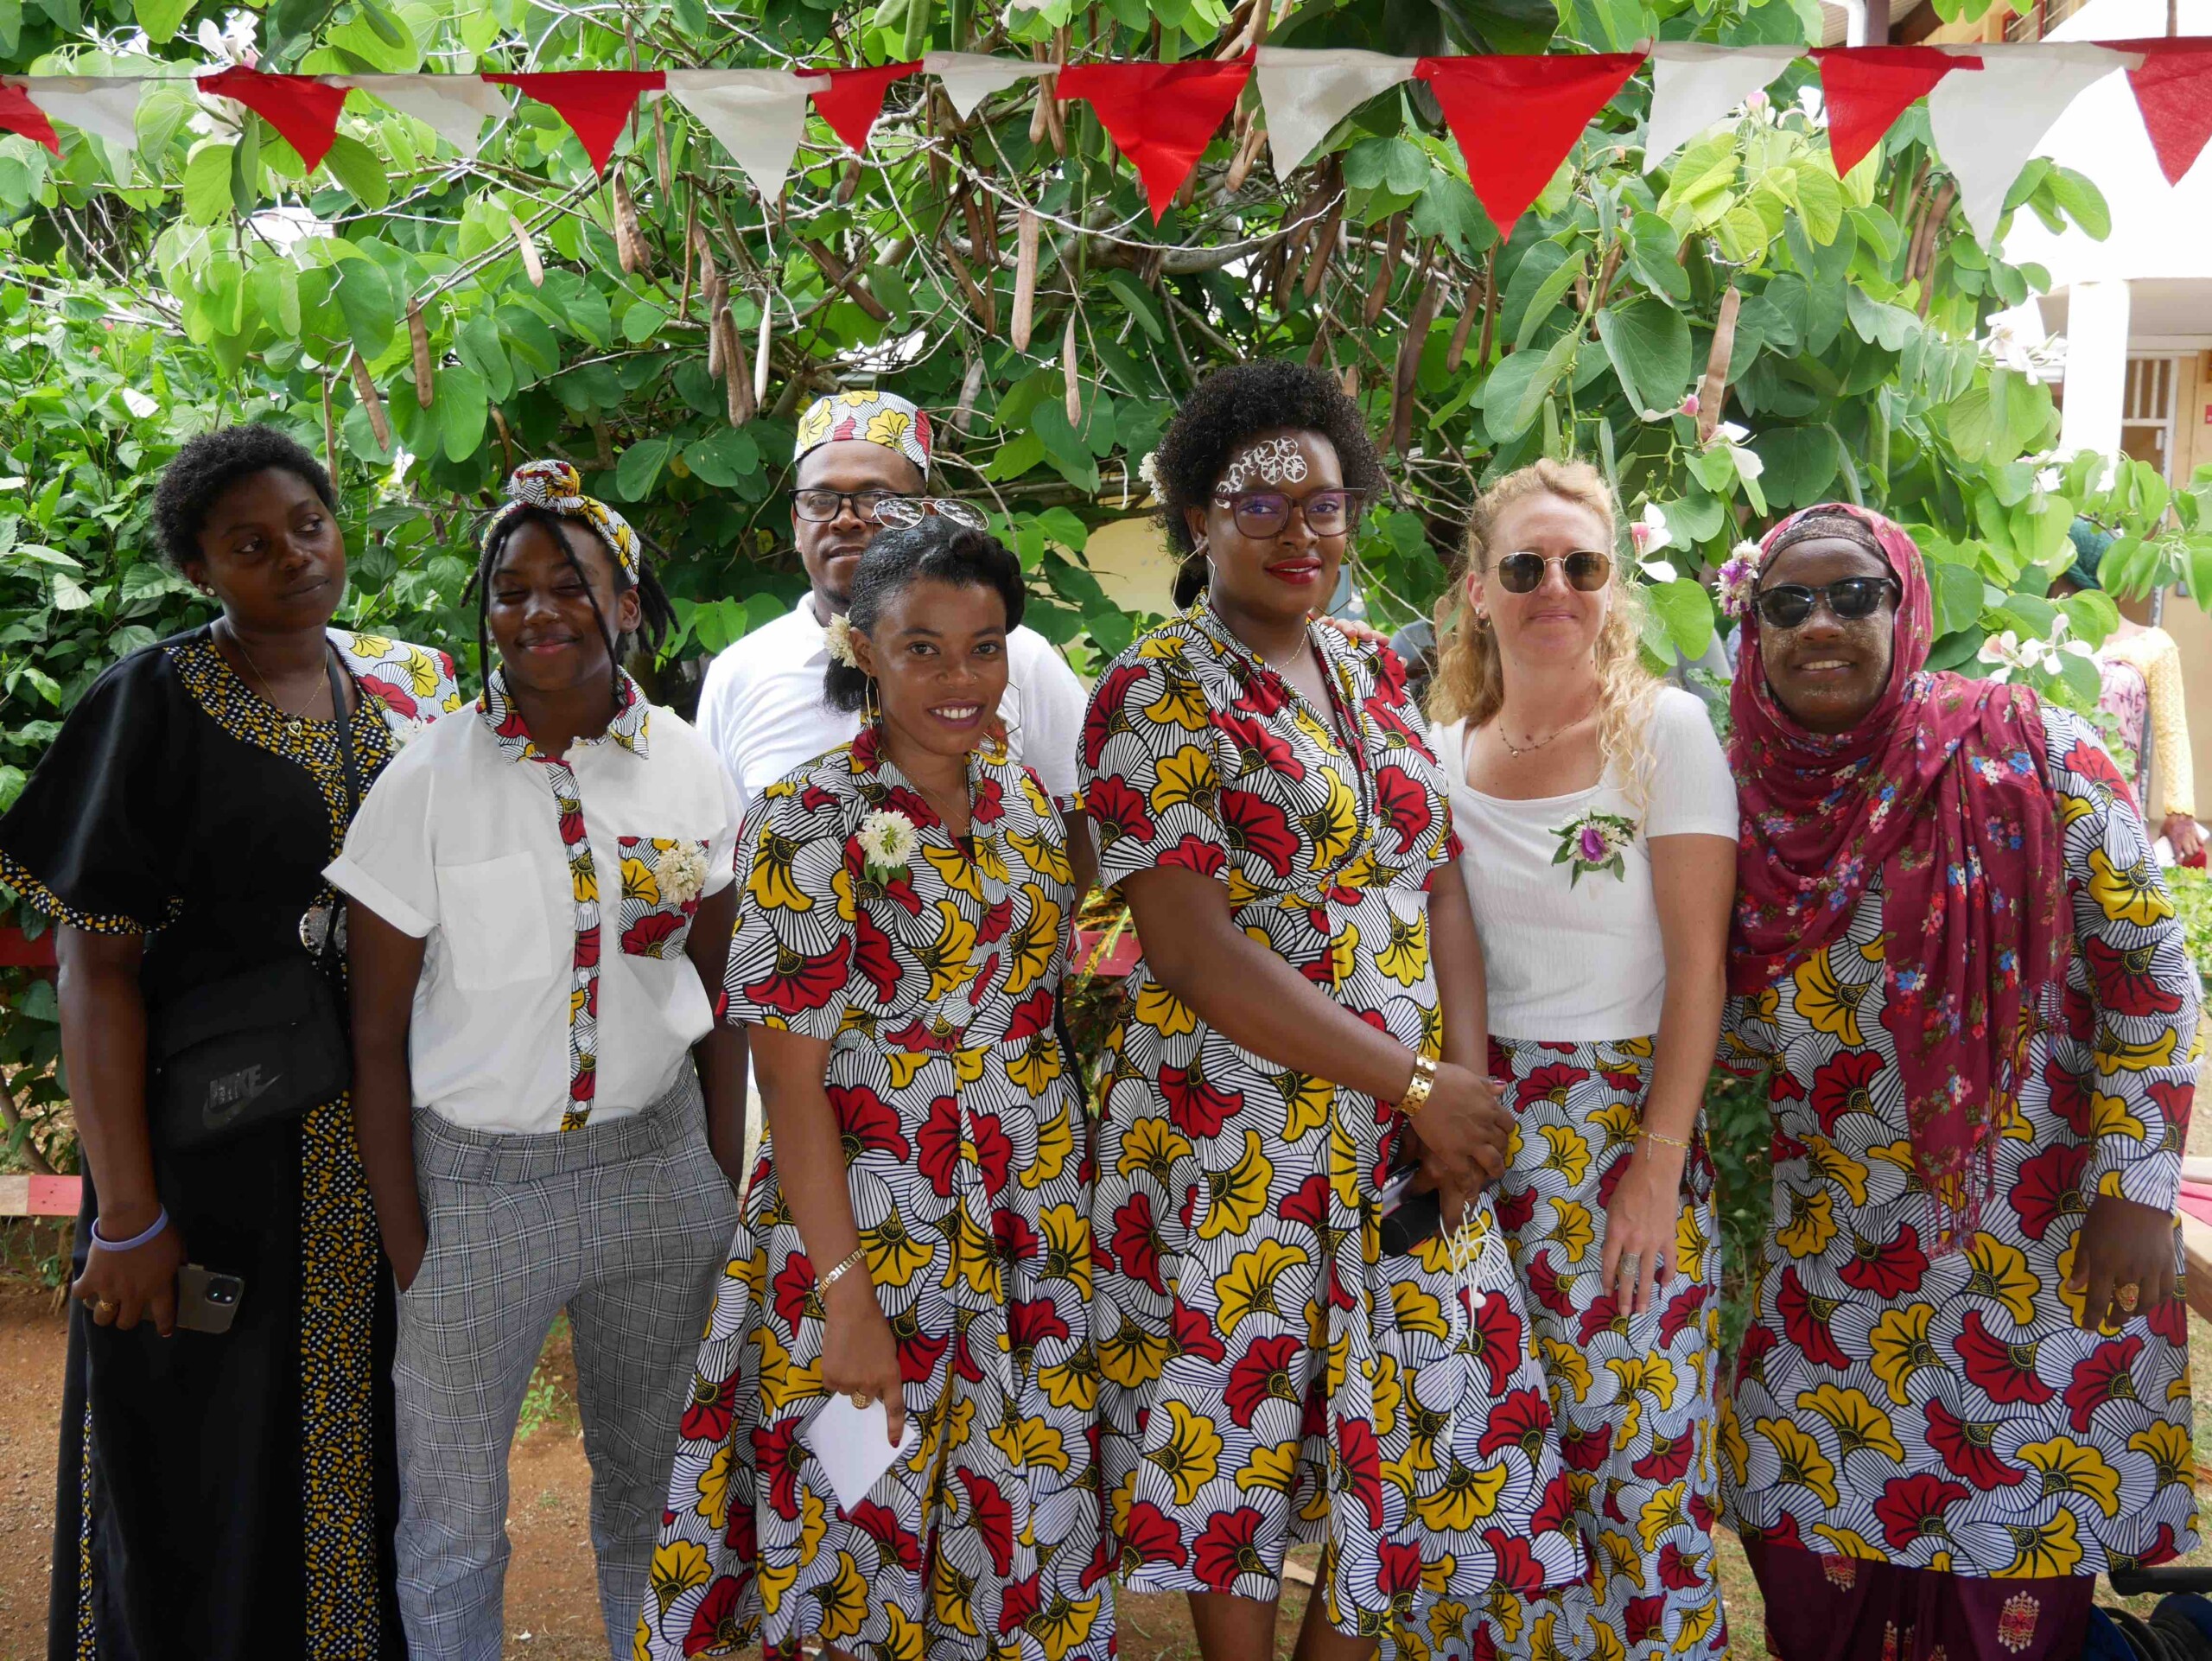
[149,957,350,1151]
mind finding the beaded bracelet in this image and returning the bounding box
[91,1207,170,1253]
[817,1245,868,1295]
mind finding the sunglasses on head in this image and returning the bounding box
[1752,576,1900,631]
[1494,550,1612,594]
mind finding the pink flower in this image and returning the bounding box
[1580,825,1608,862]
[1680,394,1700,417]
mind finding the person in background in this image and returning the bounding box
[330,461,746,1661]
[1719,504,2198,1661]
[1428,460,1737,1660]
[1084,361,1582,1661]
[694,389,1087,821]
[636,518,1106,1661]
[2054,519,2202,863]
[0,423,461,1659]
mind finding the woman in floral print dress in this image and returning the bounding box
[1085,363,1583,1661]
[636,518,1109,1661]
[1718,504,2199,1661]
[1427,461,1738,1661]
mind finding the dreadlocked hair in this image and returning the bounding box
[467,506,678,707]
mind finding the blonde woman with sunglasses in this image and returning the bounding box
[1427,461,1738,1661]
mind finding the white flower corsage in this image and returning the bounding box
[654,842,711,907]
[1715,539,1764,620]
[823,611,861,670]
[856,808,918,885]
[1553,809,1637,887]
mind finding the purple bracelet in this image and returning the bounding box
[91,1207,169,1253]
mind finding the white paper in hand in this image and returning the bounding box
[801,1395,917,1512]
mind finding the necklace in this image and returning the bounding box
[1497,699,1596,759]
[226,621,329,725]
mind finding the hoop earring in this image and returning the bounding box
[862,678,880,729]
[1472,608,1490,632]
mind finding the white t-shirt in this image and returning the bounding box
[326,690,744,1135]
[694,593,1088,815]
[1434,687,1737,1041]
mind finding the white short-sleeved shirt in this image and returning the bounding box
[1435,687,1738,1041]
[694,593,1087,814]
[326,680,744,1135]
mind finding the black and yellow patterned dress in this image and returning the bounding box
[0,623,461,1661]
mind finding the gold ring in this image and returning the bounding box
[91,1298,118,1319]
[850,1391,872,1410]
[2116,1282,2143,1313]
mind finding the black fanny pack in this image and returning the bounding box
[149,652,361,1152]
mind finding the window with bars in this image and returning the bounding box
[2004,0,2088,41]
[2122,355,2180,479]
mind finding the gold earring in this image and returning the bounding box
[863,679,880,728]
[1472,609,1490,632]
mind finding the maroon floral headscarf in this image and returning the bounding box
[1728,503,2070,1249]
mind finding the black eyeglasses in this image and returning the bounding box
[791,490,987,530]
[1496,550,1612,594]
[1212,488,1366,538]
[1753,577,1900,631]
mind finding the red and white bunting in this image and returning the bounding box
[806,61,918,154]
[1418,52,1646,232]
[339,73,513,159]
[482,69,664,173]
[1924,43,2125,241]
[1057,54,1254,220]
[2119,37,2212,184]
[199,64,351,169]
[922,50,1052,120]
[16,75,144,150]
[664,69,815,197]
[1643,42,1799,171]
[1810,45,1975,176]
[0,80,59,154]
[1253,46,1416,181]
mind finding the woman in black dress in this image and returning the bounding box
[0,425,462,1660]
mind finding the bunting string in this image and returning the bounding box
[3,39,2209,239]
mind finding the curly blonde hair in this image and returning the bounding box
[1427,459,1665,809]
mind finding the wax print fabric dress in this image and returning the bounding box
[636,728,1109,1661]
[1084,605,1583,1660]
[1719,704,2200,1611]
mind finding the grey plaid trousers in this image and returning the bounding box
[391,1065,740,1661]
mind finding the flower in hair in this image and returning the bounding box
[1716,540,1763,620]
[823,611,861,670]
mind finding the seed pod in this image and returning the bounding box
[320,374,338,483]
[1339,364,1357,399]
[705,293,725,379]
[1010,207,1039,351]
[1446,280,1481,373]
[753,294,772,409]
[653,99,672,200]
[611,173,648,277]
[1389,245,1442,455]
[1363,212,1407,327]
[1696,285,1739,445]
[1225,113,1266,194]
[407,301,434,407]
[511,213,544,287]
[723,310,755,426]
[350,354,391,450]
[1301,188,1343,300]
[953,355,985,437]
[1063,313,1081,426]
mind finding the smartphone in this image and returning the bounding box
[1378,1165,1444,1257]
[175,1265,244,1334]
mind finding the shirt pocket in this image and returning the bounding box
[617,835,710,961]
[434,854,554,991]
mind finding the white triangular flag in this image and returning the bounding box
[664,68,817,200]
[23,76,148,151]
[1925,44,2125,243]
[339,73,512,159]
[1643,43,1799,172]
[922,51,1050,120]
[1255,46,1416,181]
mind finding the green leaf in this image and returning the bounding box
[1032,400,1101,493]
[182,141,235,226]
[1511,251,1585,353]
[1480,332,1578,443]
[2055,649,2103,710]
[682,428,761,489]
[1647,578,1714,661]
[133,0,191,44]
[322,135,391,211]
[455,311,512,401]
[1102,270,1165,343]
[334,258,397,359]
[437,363,489,462]
[1928,557,1984,637]
[615,436,671,502]
[622,301,669,344]
[1593,296,1691,415]
[1751,426,1840,510]
[2044,165,2110,240]
[1624,213,1690,305]
[2057,589,2120,648]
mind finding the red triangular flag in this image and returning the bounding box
[2113,39,2212,185]
[483,71,664,173]
[1810,46,1977,178]
[1055,54,1254,221]
[0,82,60,156]
[805,62,918,155]
[198,66,350,171]
[1415,54,1644,234]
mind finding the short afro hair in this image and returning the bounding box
[154,424,336,570]
[824,518,1027,715]
[1152,360,1386,607]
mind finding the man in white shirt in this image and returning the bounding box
[695,389,1088,816]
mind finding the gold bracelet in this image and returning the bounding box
[1400,1053,1439,1117]
[817,1245,868,1294]
[1640,1126,1691,1151]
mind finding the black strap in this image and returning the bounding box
[326,646,365,819]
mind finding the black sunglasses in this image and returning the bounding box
[1753,577,1901,631]
[1496,550,1611,594]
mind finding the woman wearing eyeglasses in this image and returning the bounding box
[1719,506,2197,1661]
[1425,461,1737,1661]
[1084,363,1581,1661]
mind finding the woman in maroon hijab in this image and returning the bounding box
[1717,503,2198,1661]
